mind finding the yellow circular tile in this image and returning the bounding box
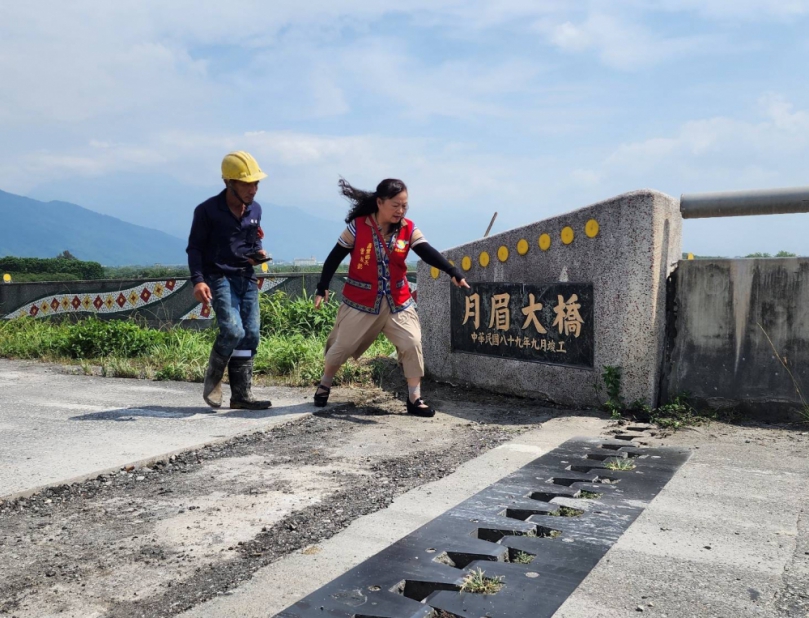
[430,266,440,279]
[479,251,490,267]
[461,256,472,271]
[561,226,575,245]
[585,219,600,238]
[538,233,551,251]
[516,239,529,255]
[498,246,509,262]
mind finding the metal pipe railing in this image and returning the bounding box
[680,186,809,219]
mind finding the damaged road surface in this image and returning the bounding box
[0,394,557,618]
[2,356,808,618]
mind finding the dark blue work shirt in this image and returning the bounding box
[186,189,264,285]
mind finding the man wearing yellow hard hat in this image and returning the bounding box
[186,151,272,410]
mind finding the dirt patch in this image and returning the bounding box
[0,397,549,618]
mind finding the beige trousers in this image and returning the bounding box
[324,302,424,378]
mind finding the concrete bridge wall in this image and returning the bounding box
[662,258,809,418]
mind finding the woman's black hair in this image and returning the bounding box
[339,178,407,224]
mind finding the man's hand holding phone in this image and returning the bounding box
[246,250,272,265]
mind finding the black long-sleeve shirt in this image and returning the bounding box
[186,190,264,284]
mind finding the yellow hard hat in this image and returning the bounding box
[221,151,267,183]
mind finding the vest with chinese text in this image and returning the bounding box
[342,216,414,314]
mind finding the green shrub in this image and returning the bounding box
[259,291,339,339]
[0,292,398,387]
[0,318,70,358]
[60,318,165,359]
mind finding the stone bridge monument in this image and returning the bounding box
[417,189,682,408]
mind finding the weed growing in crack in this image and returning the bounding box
[511,551,534,565]
[578,490,602,499]
[605,458,636,471]
[650,395,712,429]
[549,506,584,517]
[601,365,623,418]
[758,322,809,424]
[460,568,504,594]
[598,364,714,429]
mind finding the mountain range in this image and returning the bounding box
[0,188,345,266]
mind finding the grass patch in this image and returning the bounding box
[604,458,636,471]
[0,293,396,388]
[459,568,504,595]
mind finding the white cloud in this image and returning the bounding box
[598,95,809,191]
[537,12,721,70]
[650,0,809,20]
[570,169,604,185]
[761,93,809,131]
[332,40,544,121]
[0,125,565,249]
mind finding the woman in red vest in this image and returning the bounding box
[314,178,469,417]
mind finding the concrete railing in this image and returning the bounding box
[681,185,809,218]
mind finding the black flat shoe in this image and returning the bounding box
[406,397,435,418]
[314,384,331,407]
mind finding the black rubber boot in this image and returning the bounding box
[228,357,272,410]
[203,349,229,408]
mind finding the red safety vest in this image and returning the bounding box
[342,216,414,314]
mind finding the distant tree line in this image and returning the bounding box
[0,253,104,282]
[683,251,799,259]
[1,253,345,283]
[102,265,190,279]
[744,251,797,258]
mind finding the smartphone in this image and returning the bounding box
[246,252,272,264]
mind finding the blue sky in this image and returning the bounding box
[1,1,808,256]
